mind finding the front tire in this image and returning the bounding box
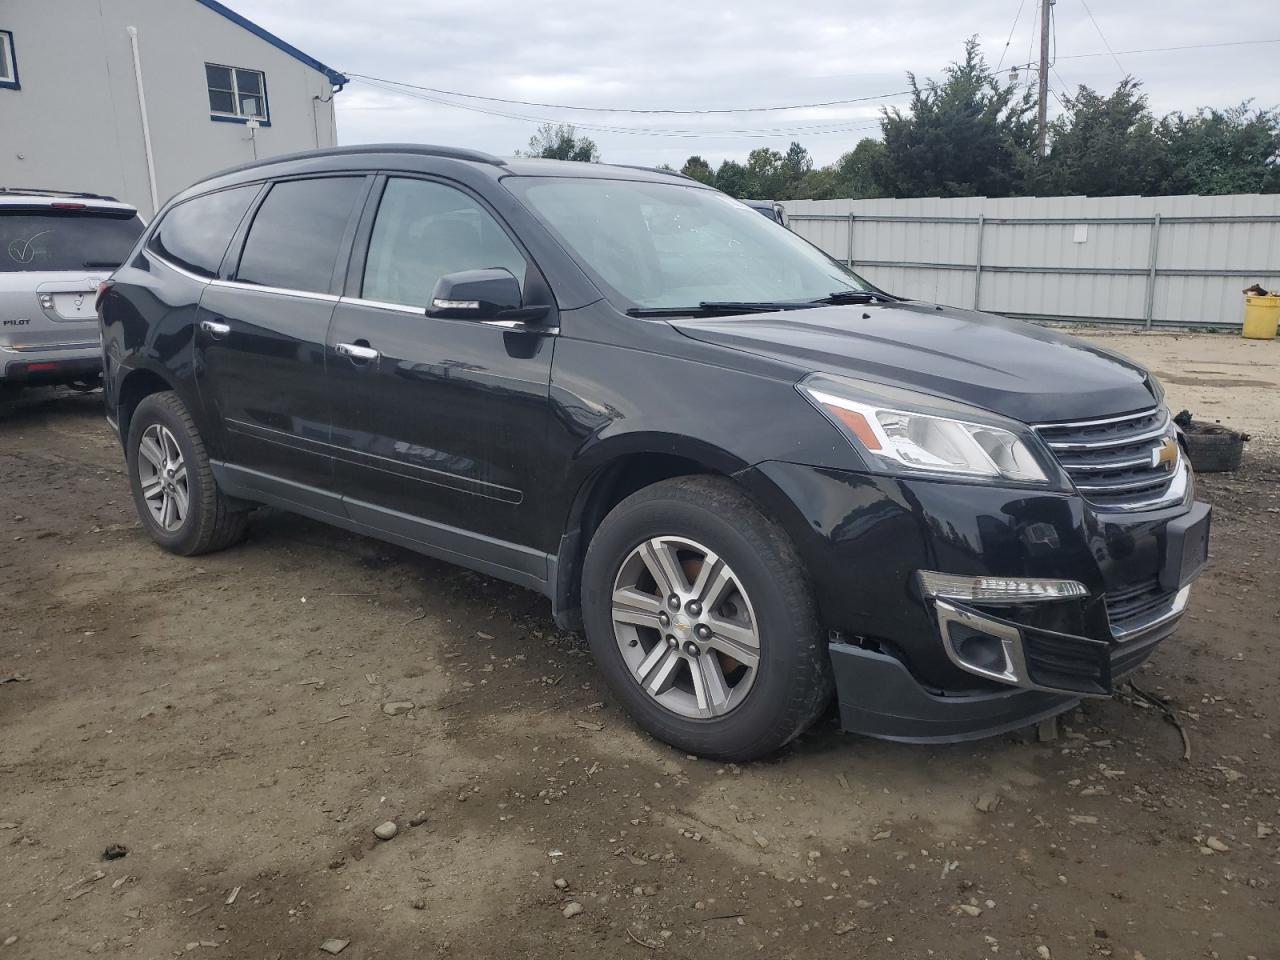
[126,391,247,556]
[581,476,833,761]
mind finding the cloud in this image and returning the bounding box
[247,0,1278,169]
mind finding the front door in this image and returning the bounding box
[195,175,368,491]
[326,176,556,583]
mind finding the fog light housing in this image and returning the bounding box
[951,628,1009,674]
[917,571,1088,604]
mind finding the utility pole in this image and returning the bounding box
[1037,0,1053,157]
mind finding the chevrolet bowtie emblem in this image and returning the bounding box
[1151,436,1179,470]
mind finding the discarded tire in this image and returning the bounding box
[1182,426,1245,473]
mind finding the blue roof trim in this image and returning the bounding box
[192,0,349,87]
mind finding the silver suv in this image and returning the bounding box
[1,189,144,395]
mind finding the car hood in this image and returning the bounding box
[669,301,1158,423]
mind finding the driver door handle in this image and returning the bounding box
[200,319,230,339]
[336,341,380,362]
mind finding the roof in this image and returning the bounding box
[193,0,349,87]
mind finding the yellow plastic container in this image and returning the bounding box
[1242,294,1280,340]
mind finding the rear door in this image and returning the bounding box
[0,206,142,358]
[194,175,370,492]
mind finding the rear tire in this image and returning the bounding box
[581,475,833,761]
[126,391,247,556]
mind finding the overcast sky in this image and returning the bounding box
[250,0,1277,168]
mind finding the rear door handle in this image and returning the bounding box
[336,342,380,362]
[200,319,230,339]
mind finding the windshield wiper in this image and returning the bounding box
[811,290,894,305]
[82,260,121,268]
[627,301,820,318]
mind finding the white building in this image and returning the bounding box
[0,0,347,217]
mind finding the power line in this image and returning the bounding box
[1077,0,1127,77]
[1055,37,1280,60]
[345,72,910,115]
[354,77,888,140]
[831,37,1280,81]
[995,0,1029,73]
[1051,66,1074,101]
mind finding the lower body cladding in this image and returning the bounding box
[740,461,1212,743]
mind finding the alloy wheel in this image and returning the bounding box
[136,424,189,532]
[611,536,761,719]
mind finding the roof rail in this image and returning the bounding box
[208,143,507,181]
[0,187,122,201]
[606,163,697,182]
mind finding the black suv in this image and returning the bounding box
[99,145,1210,761]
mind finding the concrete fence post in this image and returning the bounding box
[847,212,855,267]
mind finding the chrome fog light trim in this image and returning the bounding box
[934,599,1030,688]
[917,571,1089,604]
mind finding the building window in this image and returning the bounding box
[205,63,268,122]
[0,30,18,89]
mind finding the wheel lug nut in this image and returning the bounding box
[665,635,677,648]
[667,594,680,610]
[695,624,711,641]
[658,611,670,627]
[683,641,700,657]
[686,600,702,616]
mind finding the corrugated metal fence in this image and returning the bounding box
[780,194,1280,329]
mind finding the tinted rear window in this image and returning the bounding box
[235,177,364,294]
[148,185,258,278]
[1,211,144,273]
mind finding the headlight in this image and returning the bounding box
[799,373,1049,483]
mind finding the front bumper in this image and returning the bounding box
[739,461,1210,742]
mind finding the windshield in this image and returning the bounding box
[507,177,873,311]
[1,211,144,273]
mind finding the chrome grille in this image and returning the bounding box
[1034,407,1182,510]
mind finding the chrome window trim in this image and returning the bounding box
[147,251,215,284]
[150,252,343,304]
[339,295,424,315]
[209,277,339,302]
[337,297,560,334]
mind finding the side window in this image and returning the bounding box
[205,63,268,120]
[0,30,17,89]
[148,185,258,278]
[235,177,363,294]
[362,178,527,309]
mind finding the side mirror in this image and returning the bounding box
[427,268,548,323]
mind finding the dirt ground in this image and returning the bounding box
[1,331,1277,960]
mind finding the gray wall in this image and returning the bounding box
[0,0,338,217]
[782,194,1280,329]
